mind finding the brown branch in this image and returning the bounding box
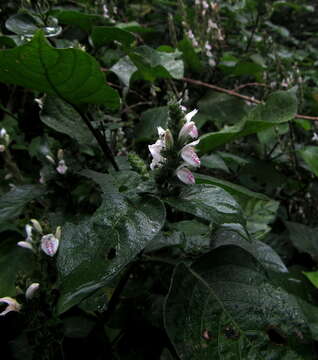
[182,77,318,121]
[234,82,269,91]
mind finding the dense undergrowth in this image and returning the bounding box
[1,0,318,359]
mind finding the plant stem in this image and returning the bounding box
[73,105,119,171]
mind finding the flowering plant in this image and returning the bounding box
[148,105,201,186]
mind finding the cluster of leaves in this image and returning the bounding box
[0,0,318,359]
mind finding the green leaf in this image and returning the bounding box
[50,10,104,33]
[197,92,248,129]
[110,56,138,87]
[177,38,203,73]
[0,185,45,224]
[5,13,62,37]
[0,239,35,297]
[56,192,165,314]
[0,31,120,108]
[40,96,94,145]
[299,146,318,177]
[135,106,168,142]
[164,245,314,359]
[303,271,318,288]
[111,46,184,85]
[195,174,279,240]
[165,184,247,238]
[285,222,318,258]
[91,26,135,48]
[211,229,287,273]
[200,154,230,172]
[198,90,297,153]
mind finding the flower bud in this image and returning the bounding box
[164,129,174,150]
[57,149,64,160]
[17,241,34,251]
[46,155,55,165]
[41,234,59,256]
[55,226,62,240]
[176,167,195,185]
[25,283,40,300]
[30,219,43,234]
[0,128,7,138]
[0,297,21,316]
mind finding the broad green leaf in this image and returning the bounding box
[299,146,318,177]
[200,154,230,173]
[91,26,135,48]
[135,106,168,142]
[0,31,120,108]
[5,13,62,37]
[303,271,318,288]
[50,10,104,32]
[197,92,248,129]
[110,56,138,87]
[198,90,297,153]
[195,173,279,240]
[0,185,45,224]
[0,239,35,297]
[164,245,314,360]
[211,229,287,273]
[111,46,184,85]
[285,222,318,258]
[165,184,247,238]
[56,192,165,314]
[40,96,94,145]
[131,46,184,80]
[177,38,203,73]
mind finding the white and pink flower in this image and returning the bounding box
[0,297,21,316]
[180,139,201,168]
[41,233,59,257]
[178,109,199,142]
[25,283,40,300]
[176,166,195,185]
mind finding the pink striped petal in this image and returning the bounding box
[176,167,195,185]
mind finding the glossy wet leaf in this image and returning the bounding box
[164,245,314,360]
[0,185,45,224]
[40,96,94,145]
[165,184,247,238]
[111,46,184,85]
[5,13,62,37]
[199,90,297,153]
[56,192,165,314]
[0,31,120,108]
